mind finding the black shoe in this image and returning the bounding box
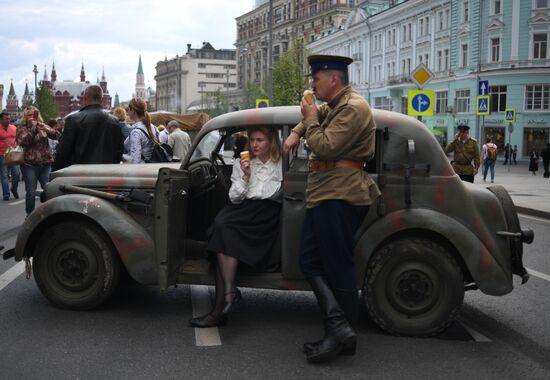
[304,277,357,363]
[189,313,228,328]
[303,340,356,356]
[11,190,19,199]
[221,288,242,315]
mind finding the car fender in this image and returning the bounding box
[355,208,512,296]
[15,194,157,285]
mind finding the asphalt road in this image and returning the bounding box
[1,193,549,379]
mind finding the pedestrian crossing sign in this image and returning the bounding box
[476,96,490,115]
[505,108,516,123]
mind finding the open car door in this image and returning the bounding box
[154,167,190,289]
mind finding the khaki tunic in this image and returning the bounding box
[292,86,381,208]
[445,137,481,175]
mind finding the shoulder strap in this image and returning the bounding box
[135,127,155,144]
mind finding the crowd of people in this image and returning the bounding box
[0,84,191,216]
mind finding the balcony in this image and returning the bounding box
[387,74,412,85]
[352,53,363,61]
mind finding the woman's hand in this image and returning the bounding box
[240,157,251,181]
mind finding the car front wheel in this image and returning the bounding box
[33,221,120,310]
[363,238,464,337]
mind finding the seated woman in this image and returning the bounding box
[190,126,283,328]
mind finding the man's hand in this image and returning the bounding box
[284,131,300,156]
[300,97,318,121]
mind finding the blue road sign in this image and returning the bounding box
[411,93,431,113]
[478,80,488,95]
[505,108,516,122]
[477,96,490,115]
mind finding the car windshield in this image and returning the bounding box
[191,130,222,161]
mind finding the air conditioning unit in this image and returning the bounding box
[446,106,454,113]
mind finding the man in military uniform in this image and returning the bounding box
[445,124,480,183]
[284,55,380,363]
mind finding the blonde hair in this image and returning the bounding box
[129,98,157,143]
[245,126,281,161]
[112,106,127,122]
[22,106,44,126]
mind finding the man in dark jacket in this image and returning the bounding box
[541,143,550,178]
[53,85,123,171]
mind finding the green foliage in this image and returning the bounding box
[205,88,227,118]
[240,81,266,110]
[272,40,310,106]
[34,84,58,121]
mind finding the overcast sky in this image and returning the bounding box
[0,0,254,108]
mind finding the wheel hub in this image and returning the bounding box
[389,268,439,315]
[52,247,97,291]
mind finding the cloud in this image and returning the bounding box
[0,0,252,107]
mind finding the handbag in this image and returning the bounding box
[4,145,25,165]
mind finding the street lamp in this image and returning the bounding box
[32,64,38,100]
[268,0,273,106]
[225,68,230,113]
[199,82,205,113]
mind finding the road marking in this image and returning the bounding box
[519,214,550,224]
[526,268,550,283]
[0,261,25,292]
[190,285,222,347]
[8,200,25,206]
[459,321,492,342]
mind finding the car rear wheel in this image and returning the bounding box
[33,221,120,310]
[363,238,464,337]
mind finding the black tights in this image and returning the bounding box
[211,253,239,316]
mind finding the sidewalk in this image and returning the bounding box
[472,160,550,219]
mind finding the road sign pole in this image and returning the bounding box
[508,123,513,172]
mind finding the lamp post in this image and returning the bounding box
[32,64,38,101]
[199,82,205,113]
[225,68,230,113]
[268,0,273,106]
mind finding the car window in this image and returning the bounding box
[191,130,222,161]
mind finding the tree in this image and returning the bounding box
[240,81,266,110]
[34,84,58,121]
[205,88,227,118]
[272,39,310,106]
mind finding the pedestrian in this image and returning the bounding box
[123,98,158,163]
[16,106,60,215]
[284,54,380,363]
[541,143,550,178]
[112,106,132,140]
[512,144,518,165]
[529,150,539,175]
[158,124,169,144]
[53,85,123,171]
[166,120,191,161]
[189,126,282,328]
[0,110,20,200]
[503,143,510,165]
[481,137,497,183]
[444,124,480,183]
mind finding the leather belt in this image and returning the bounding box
[308,159,364,172]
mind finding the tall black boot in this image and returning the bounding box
[304,277,356,363]
[303,287,358,356]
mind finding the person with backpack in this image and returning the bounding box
[481,137,497,183]
[123,98,159,163]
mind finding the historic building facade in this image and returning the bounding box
[154,42,237,113]
[309,0,550,158]
[235,0,354,91]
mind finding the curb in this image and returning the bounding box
[516,206,550,220]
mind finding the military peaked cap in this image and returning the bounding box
[308,55,353,74]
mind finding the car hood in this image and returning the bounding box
[50,163,181,180]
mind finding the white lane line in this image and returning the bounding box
[0,261,25,292]
[190,285,222,347]
[459,321,492,342]
[8,200,25,206]
[526,268,550,283]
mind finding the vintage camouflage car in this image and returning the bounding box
[3,106,534,337]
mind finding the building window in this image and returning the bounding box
[463,1,469,22]
[444,49,449,71]
[535,0,549,8]
[533,33,548,59]
[437,50,443,71]
[489,85,507,112]
[461,44,469,67]
[374,97,392,111]
[491,38,501,62]
[455,89,470,113]
[525,84,550,110]
[198,63,206,68]
[435,91,448,114]
[492,0,501,14]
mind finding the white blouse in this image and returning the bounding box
[229,157,282,204]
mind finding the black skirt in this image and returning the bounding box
[207,199,281,268]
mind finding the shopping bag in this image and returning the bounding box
[4,145,24,165]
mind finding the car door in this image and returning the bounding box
[154,167,189,289]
